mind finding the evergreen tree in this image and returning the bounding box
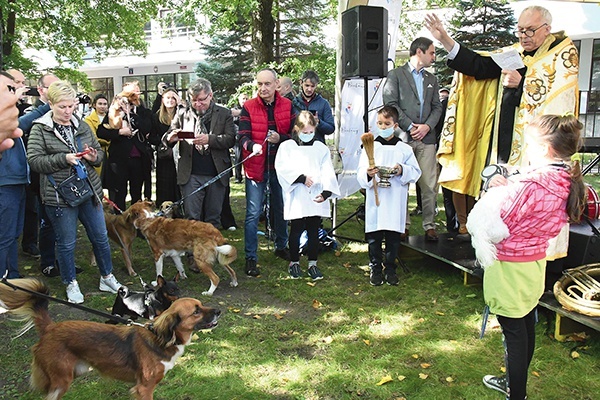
[196,14,254,103]
[434,0,517,86]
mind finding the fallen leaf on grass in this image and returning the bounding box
[274,313,284,320]
[252,314,261,319]
[312,299,322,309]
[571,351,580,359]
[307,282,316,287]
[435,311,445,316]
[446,376,454,383]
[419,373,428,379]
[244,312,252,316]
[566,332,589,342]
[343,262,352,268]
[412,354,420,359]
[435,280,444,285]
[420,363,431,369]
[363,339,371,346]
[500,367,506,373]
[376,375,393,386]
[335,250,341,257]
[322,336,333,344]
[466,294,476,298]
[532,371,540,377]
[397,375,406,381]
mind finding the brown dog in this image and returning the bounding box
[91,203,138,276]
[128,201,238,296]
[0,278,220,400]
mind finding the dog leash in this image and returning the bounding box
[103,195,124,214]
[0,278,145,327]
[157,138,267,217]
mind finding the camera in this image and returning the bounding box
[77,93,92,104]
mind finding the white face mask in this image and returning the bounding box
[299,132,315,143]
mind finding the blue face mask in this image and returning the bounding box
[378,126,395,139]
[299,132,315,143]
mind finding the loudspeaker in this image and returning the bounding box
[563,220,600,269]
[342,6,388,78]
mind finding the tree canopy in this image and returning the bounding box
[1,0,162,84]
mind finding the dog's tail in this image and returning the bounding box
[216,244,237,266]
[0,278,52,337]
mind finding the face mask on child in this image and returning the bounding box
[299,132,315,143]
[378,126,395,139]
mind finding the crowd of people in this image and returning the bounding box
[0,5,587,399]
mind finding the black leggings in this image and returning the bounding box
[289,216,320,262]
[498,309,536,400]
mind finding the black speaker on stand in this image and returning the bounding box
[342,5,388,131]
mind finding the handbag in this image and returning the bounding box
[48,169,94,207]
[47,135,94,207]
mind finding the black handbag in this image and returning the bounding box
[48,171,94,207]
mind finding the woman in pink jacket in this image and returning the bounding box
[466,114,586,400]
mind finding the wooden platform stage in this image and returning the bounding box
[400,224,600,341]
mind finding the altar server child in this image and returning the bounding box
[357,106,421,286]
[466,114,586,400]
[275,111,340,280]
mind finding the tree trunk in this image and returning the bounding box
[252,0,275,66]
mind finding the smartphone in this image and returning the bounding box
[177,131,195,140]
[75,148,92,157]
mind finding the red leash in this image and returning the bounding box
[103,195,124,214]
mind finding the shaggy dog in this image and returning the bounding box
[127,201,238,296]
[0,278,220,400]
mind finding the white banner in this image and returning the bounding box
[337,78,384,197]
[337,0,403,198]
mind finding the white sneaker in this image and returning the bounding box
[99,274,121,294]
[66,280,84,304]
[227,226,237,231]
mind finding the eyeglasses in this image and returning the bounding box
[513,23,548,38]
[192,93,212,103]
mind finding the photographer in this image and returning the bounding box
[97,81,153,212]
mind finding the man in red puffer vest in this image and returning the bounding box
[238,68,296,276]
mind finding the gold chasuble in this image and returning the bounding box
[437,32,579,198]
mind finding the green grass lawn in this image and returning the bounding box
[1,174,599,400]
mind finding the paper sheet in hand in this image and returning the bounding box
[490,48,524,70]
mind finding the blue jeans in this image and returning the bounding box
[244,171,288,260]
[0,185,25,278]
[45,199,113,284]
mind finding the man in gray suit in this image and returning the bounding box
[383,36,443,241]
[164,78,236,229]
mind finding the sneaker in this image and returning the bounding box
[289,262,302,279]
[385,268,399,286]
[410,207,422,217]
[99,274,121,294]
[369,265,384,286]
[41,265,60,278]
[274,247,291,261]
[23,244,41,259]
[66,280,84,304]
[245,258,260,277]
[227,226,237,231]
[308,265,323,281]
[482,375,508,396]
